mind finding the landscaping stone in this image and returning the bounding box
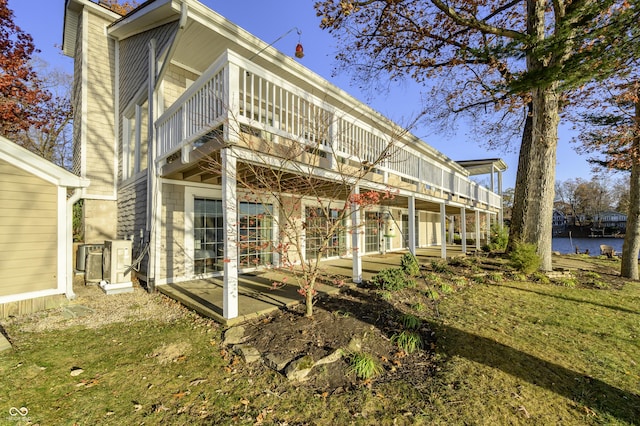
[233,344,261,364]
[0,333,11,352]
[223,326,245,345]
[264,352,291,371]
[315,348,343,366]
[62,305,94,319]
[347,337,362,352]
[284,355,314,381]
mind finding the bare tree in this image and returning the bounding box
[200,109,413,317]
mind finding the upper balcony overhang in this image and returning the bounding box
[108,1,505,211]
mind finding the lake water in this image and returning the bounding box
[552,237,623,255]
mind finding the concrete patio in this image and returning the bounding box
[158,246,466,325]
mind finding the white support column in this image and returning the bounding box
[475,210,481,251]
[490,164,495,193]
[486,212,492,244]
[440,203,447,259]
[408,196,416,254]
[461,207,467,254]
[222,148,238,320]
[449,216,455,244]
[351,186,362,283]
[225,61,241,144]
[498,170,504,227]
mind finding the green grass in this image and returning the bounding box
[1,258,639,425]
[426,279,640,425]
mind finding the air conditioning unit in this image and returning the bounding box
[85,251,103,284]
[76,243,104,272]
[100,240,133,295]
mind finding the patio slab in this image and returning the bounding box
[158,247,465,325]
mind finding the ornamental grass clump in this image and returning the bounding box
[392,330,423,354]
[347,352,384,379]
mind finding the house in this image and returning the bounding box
[552,209,567,235]
[592,211,627,232]
[62,0,506,321]
[0,136,89,318]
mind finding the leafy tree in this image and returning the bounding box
[574,76,640,278]
[0,0,49,136]
[99,0,139,15]
[315,0,640,271]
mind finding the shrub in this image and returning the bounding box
[488,272,504,283]
[425,289,440,300]
[451,276,468,287]
[487,224,509,252]
[347,352,384,379]
[430,260,452,274]
[509,242,541,274]
[401,253,420,276]
[370,268,414,291]
[392,331,423,354]
[440,283,454,294]
[556,277,577,288]
[424,272,443,284]
[378,290,393,301]
[411,302,426,312]
[531,272,551,284]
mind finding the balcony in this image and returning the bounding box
[155,50,502,210]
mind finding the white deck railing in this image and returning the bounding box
[155,50,502,210]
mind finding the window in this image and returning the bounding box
[305,207,346,260]
[193,198,224,274]
[123,97,149,180]
[238,202,273,268]
[364,212,381,253]
[401,214,419,248]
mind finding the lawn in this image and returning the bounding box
[0,255,638,425]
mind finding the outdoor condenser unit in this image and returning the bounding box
[100,240,133,295]
[84,251,103,284]
[75,243,104,272]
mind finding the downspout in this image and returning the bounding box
[147,2,188,291]
[66,188,83,300]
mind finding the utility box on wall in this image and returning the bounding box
[100,240,133,295]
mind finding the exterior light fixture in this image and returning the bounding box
[295,43,304,58]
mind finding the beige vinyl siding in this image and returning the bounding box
[71,14,83,177]
[160,183,185,281]
[0,160,58,296]
[83,12,117,197]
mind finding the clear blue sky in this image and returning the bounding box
[10,0,596,190]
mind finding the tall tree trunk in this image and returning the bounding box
[621,99,640,279]
[509,88,560,271]
[508,102,533,251]
[508,0,560,271]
